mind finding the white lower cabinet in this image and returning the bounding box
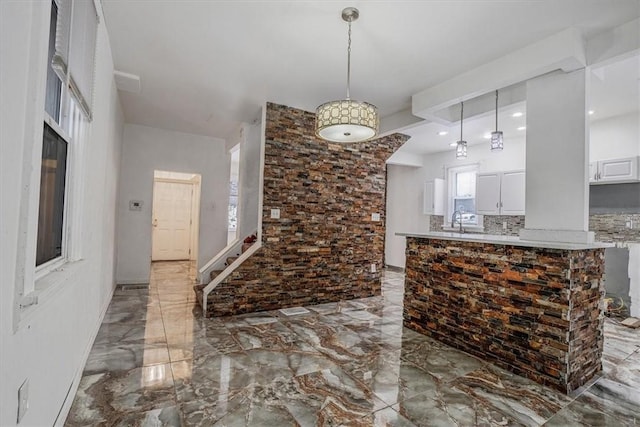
[476,170,525,215]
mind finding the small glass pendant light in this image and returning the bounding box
[456,101,467,159]
[490,90,504,151]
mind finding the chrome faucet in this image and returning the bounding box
[451,210,464,233]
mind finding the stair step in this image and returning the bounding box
[209,269,224,280]
[226,256,238,265]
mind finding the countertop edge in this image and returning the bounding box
[396,232,614,250]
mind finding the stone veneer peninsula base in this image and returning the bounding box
[402,233,608,393]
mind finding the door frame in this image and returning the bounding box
[151,175,201,263]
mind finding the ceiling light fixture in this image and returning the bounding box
[449,142,458,147]
[438,131,449,136]
[490,90,504,151]
[456,102,467,159]
[512,112,523,118]
[315,7,379,143]
[517,126,526,131]
[588,110,595,115]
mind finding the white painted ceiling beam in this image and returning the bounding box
[412,28,586,123]
[386,150,423,167]
[587,18,640,68]
[378,108,426,138]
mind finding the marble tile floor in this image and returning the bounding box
[65,261,640,426]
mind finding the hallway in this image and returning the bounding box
[65,262,639,426]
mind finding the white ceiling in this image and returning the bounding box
[101,1,640,141]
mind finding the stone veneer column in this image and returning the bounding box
[520,70,595,244]
[204,103,407,317]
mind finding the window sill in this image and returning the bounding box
[17,259,86,329]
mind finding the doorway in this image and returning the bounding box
[151,170,201,262]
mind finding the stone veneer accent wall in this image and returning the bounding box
[589,213,640,243]
[205,103,407,317]
[404,237,605,393]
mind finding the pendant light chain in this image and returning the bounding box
[346,20,352,100]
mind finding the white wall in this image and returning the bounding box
[385,139,526,268]
[385,165,429,268]
[1,2,124,425]
[116,124,228,284]
[590,112,640,161]
[237,121,263,240]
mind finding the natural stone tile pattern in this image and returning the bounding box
[204,103,407,317]
[429,215,443,231]
[403,237,605,393]
[483,215,525,235]
[589,213,640,243]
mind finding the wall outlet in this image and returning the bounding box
[370,263,376,273]
[17,378,29,423]
[129,200,143,211]
[270,208,280,219]
[502,221,508,230]
[371,213,381,221]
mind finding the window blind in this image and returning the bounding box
[51,0,98,120]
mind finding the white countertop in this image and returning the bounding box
[396,231,614,250]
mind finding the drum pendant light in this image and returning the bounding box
[315,7,379,143]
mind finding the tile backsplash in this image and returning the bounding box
[429,213,639,243]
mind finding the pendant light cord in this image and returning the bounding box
[346,20,352,100]
[495,90,499,131]
[460,101,464,140]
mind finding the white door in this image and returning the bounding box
[152,181,193,261]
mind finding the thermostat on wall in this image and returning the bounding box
[129,200,143,211]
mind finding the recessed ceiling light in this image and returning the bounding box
[437,131,449,136]
[517,126,526,131]
[588,110,595,115]
[483,133,491,139]
[449,142,458,147]
[512,112,523,118]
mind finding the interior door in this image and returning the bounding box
[152,181,193,261]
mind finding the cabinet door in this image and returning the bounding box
[500,171,525,215]
[476,173,501,215]
[597,157,638,183]
[423,179,444,215]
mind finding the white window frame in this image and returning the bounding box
[445,163,483,230]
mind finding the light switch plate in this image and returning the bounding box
[371,213,381,221]
[17,379,28,423]
[270,208,280,219]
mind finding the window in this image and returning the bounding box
[35,0,97,268]
[36,122,68,265]
[447,164,479,226]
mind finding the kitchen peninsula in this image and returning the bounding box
[398,231,611,393]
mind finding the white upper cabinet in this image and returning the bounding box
[476,171,525,216]
[590,156,639,184]
[476,173,501,215]
[500,171,526,215]
[423,178,444,215]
